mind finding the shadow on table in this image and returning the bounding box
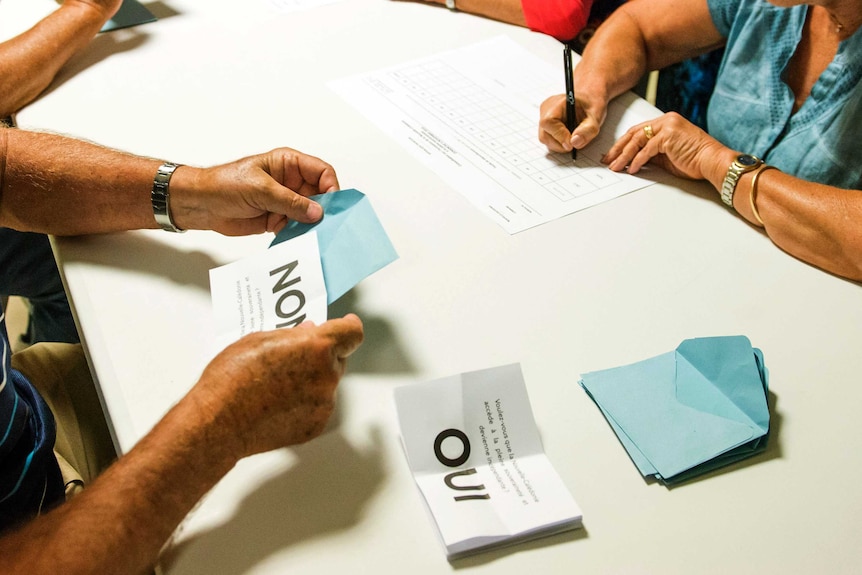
[330,290,417,375]
[145,1,182,20]
[58,233,418,375]
[160,427,386,574]
[54,233,218,292]
[44,31,149,99]
[36,2,182,101]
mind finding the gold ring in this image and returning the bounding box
[643,124,654,140]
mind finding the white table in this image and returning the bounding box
[7,0,862,573]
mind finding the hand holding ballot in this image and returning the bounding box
[211,188,398,348]
[169,147,340,236]
[194,313,365,457]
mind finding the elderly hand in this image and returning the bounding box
[538,89,608,154]
[191,314,364,459]
[602,112,730,184]
[170,147,340,236]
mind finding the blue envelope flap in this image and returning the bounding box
[579,335,771,484]
[675,336,770,435]
[271,188,398,304]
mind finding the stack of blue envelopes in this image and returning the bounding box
[579,336,770,485]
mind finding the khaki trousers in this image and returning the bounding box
[11,343,116,498]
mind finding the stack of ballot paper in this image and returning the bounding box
[579,336,770,485]
[394,364,583,559]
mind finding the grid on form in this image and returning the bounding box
[388,60,624,202]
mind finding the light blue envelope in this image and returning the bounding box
[270,189,398,304]
[580,336,769,485]
[101,0,157,32]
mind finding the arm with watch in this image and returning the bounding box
[0,126,337,237]
[601,111,862,282]
[537,0,862,281]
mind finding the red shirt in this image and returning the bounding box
[521,0,594,41]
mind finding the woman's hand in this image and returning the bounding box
[538,90,609,154]
[602,112,731,186]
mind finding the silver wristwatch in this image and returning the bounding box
[151,162,186,233]
[720,154,762,207]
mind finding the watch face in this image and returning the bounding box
[737,154,759,167]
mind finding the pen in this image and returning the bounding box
[564,44,576,160]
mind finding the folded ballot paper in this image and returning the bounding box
[579,336,770,485]
[394,364,583,559]
[210,188,396,349]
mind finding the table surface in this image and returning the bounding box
[7,0,862,573]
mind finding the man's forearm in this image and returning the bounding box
[0,127,163,235]
[0,3,111,117]
[0,390,239,575]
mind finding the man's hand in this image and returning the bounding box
[170,147,340,236]
[191,314,364,459]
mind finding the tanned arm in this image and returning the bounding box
[0,0,122,118]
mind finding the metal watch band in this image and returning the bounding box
[151,162,185,233]
[720,154,761,208]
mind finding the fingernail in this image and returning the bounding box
[571,134,585,149]
[306,201,323,221]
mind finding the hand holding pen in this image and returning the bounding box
[539,45,610,156]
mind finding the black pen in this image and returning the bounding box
[564,44,577,160]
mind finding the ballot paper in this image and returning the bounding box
[211,189,396,348]
[394,364,583,559]
[270,188,398,304]
[330,36,655,234]
[210,231,328,350]
[101,0,156,32]
[579,336,770,485]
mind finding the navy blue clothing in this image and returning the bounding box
[0,229,79,345]
[0,305,64,532]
